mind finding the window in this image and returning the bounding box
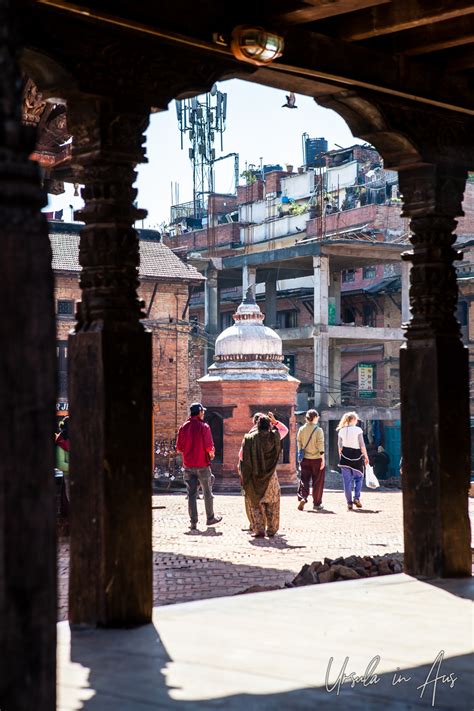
[276,310,298,328]
[342,269,355,283]
[220,311,233,330]
[342,307,356,324]
[57,299,74,316]
[363,266,376,279]
[363,304,376,327]
[204,412,223,463]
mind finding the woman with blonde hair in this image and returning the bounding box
[337,411,369,510]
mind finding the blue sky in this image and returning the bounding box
[46,78,361,228]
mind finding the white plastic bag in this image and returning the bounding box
[365,464,380,489]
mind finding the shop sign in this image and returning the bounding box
[358,363,375,398]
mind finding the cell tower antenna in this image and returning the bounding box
[176,84,227,218]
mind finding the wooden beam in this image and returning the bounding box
[388,15,474,56]
[333,0,474,41]
[444,46,474,72]
[23,0,474,116]
[277,28,474,115]
[275,0,389,25]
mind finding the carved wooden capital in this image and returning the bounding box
[398,166,467,342]
[68,98,149,332]
[0,6,46,224]
[399,165,467,219]
[22,77,47,125]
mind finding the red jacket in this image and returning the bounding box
[176,416,214,468]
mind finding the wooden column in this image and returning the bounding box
[67,98,152,626]
[0,2,57,708]
[399,164,471,578]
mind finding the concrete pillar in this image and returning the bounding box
[242,265,257,300]
[204,265,219,369]
[329,270,341,325]
[329,344,342,406]
[319,418,330,468]
[401,259,411,323]
[265,271,277,328]
[313,256,330,408]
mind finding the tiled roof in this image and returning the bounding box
[49,232,204,282]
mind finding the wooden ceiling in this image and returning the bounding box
[20,0,474,119]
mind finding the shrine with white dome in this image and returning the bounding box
[199,288,300,490]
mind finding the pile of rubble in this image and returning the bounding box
[237,553,404,596]
[288,553,403,587]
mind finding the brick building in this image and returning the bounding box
[50,221,204,459]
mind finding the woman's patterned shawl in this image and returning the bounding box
[240,428,281,506]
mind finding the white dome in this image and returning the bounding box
[215,323,282,358]
[201,288,297,382]
[214,293,282,361]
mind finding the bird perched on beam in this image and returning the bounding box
[282,92,297,109]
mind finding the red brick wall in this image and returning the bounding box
[140,281,193,443]
[199,377,299,488]
[54,273,195,448]
[55,275,81,341]
[208,193,238,214]
[264,170,289,195]
[164,222,241,253]
[237,180,264,204]
[341,264,391,293]
[306,203,408,238]
[304,183,474,239]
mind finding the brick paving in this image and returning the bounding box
[57,491,474,620]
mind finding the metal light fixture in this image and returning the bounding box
[230,25,284,66]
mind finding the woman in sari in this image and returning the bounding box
[240,415,282,537]
[239,411,288,530]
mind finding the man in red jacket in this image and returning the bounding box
[176,402,222,530]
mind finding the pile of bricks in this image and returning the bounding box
[288,553,404,587]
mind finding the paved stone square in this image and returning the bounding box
[58,490,474,620]
[59,488,407,619]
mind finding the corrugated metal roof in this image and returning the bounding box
[49,232,204,282]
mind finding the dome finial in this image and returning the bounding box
[243,284,255,305]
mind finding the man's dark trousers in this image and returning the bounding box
[297,459,325,505]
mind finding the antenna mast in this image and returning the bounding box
[176,84,227,219]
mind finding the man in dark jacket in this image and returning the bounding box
[176,402,222,530]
